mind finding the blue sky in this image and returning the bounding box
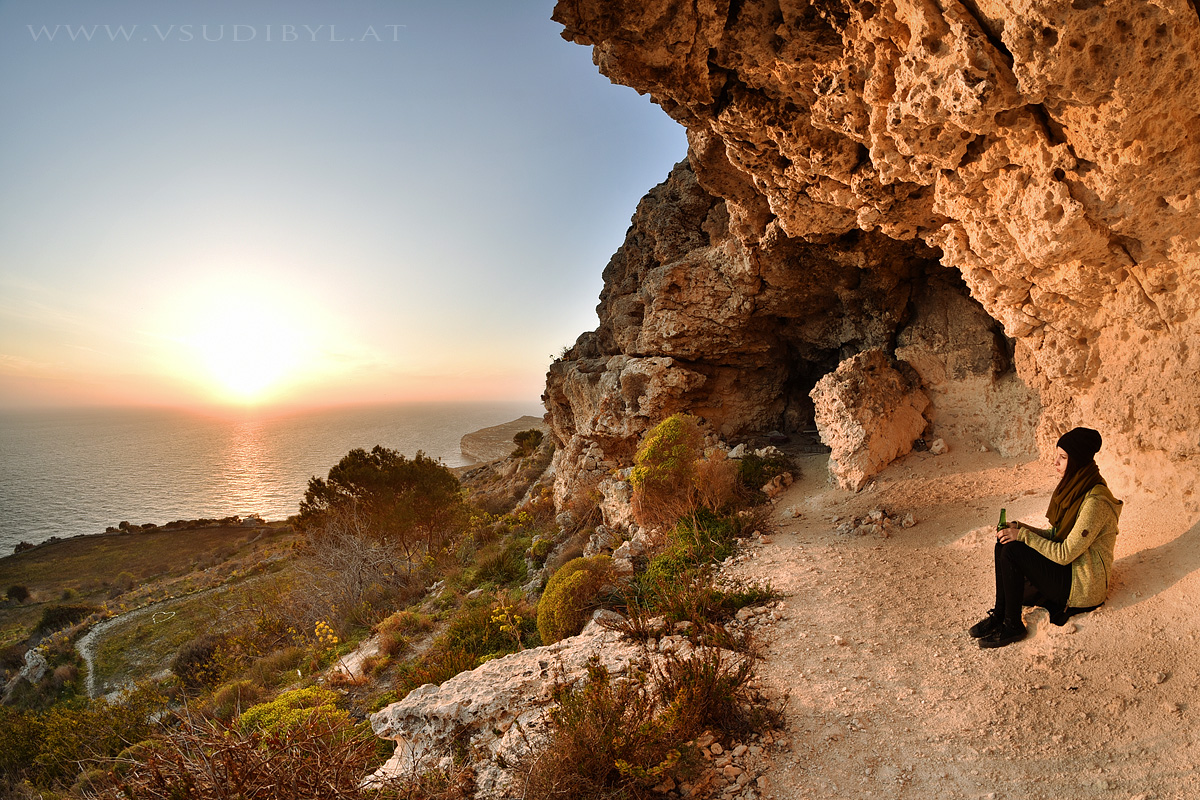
[0,0,687,408]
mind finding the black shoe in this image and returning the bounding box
[969,611,1002,639]
[979,621,1027,649]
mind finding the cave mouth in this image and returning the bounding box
[757,251,1034,456]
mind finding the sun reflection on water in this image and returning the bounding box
[219,417,285,517]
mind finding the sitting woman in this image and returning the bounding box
[971,426,1124,649]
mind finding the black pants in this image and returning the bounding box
[994,541,1070,626]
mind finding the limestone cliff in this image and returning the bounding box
[546,0,1200,509]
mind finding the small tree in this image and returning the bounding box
[5,585,29,604]
[300,506,416,627]
[299,445,466,558]
[511,429,544,458]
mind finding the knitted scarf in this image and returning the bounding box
[1046,461,1105,538]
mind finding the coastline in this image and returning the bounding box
[458,415,547,466]
[0,404,541,552]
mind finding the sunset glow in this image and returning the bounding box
[0,0,687,411]
[187,304,308,404]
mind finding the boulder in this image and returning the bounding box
[811,349,930,491]
[368,618,644,797]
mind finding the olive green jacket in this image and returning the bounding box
[1017,485,1123,608]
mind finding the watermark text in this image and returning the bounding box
[27,23,406,44]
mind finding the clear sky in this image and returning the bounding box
[0,0,687,410]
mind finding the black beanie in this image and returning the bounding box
[1057,427,1102,462]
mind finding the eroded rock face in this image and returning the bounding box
[811,348,931,490]
[549,0,1200,507]
[545,160,1035,512]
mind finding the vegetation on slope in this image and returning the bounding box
[0,423,791,799]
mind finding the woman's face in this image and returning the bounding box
[1054,447,1069,477]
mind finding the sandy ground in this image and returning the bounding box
[724,445,1200,800]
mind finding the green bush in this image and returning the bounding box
[628,414,739,528]
[736,452,795,500]
[36,603,100,634]
[395,595,538,698]
[243,646,306,689]
[511,429,545,458]
[640,510,737,590]
[536,556,613,644]
[239,686,347,735]
[528,537,553,566]
[5,585,30,604]
[205,679,266,722]
[655,646,774,738]
[470,535,531,587]
[170,634,229,688]
[394,647,478,698]
[626,511,776,636]
[0,706,43,784]
[17,685,166,788]
[377,609,433,636]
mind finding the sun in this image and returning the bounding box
[186,301,309,404]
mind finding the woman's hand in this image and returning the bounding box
[997,522,1021,544]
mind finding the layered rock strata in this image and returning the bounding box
[548,0,1200,507]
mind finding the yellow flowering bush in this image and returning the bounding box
[238,686,347,735]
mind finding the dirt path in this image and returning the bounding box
[726,449,1200,800]
[76,586,225,699]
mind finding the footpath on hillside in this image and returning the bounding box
[725,447,1200,800]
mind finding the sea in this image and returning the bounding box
[0,401,542,554]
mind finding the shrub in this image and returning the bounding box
[629,414,739,529]
[243,646,306,689]
[518,657,688,800]
[378,630,409,659]
[625,512,776,641]
[378,609,434,636]
[238,686,347,735]
[441,595,535,657]
[5,585,30,604]
[528,537,553,566]
[654,646,774,738]
[639,510,737,591]
[470,534,530,587]
[395,596,537,697]
[511,429,544,458]
[28,685,166,787]
[171,634,229,688]
[0,706,43,785]
[95,710,399,800]
[205,680,266,723]
[395,648,478,698]
[736,451,796,501]
[36,603,100,634]
[536,556,613,644]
